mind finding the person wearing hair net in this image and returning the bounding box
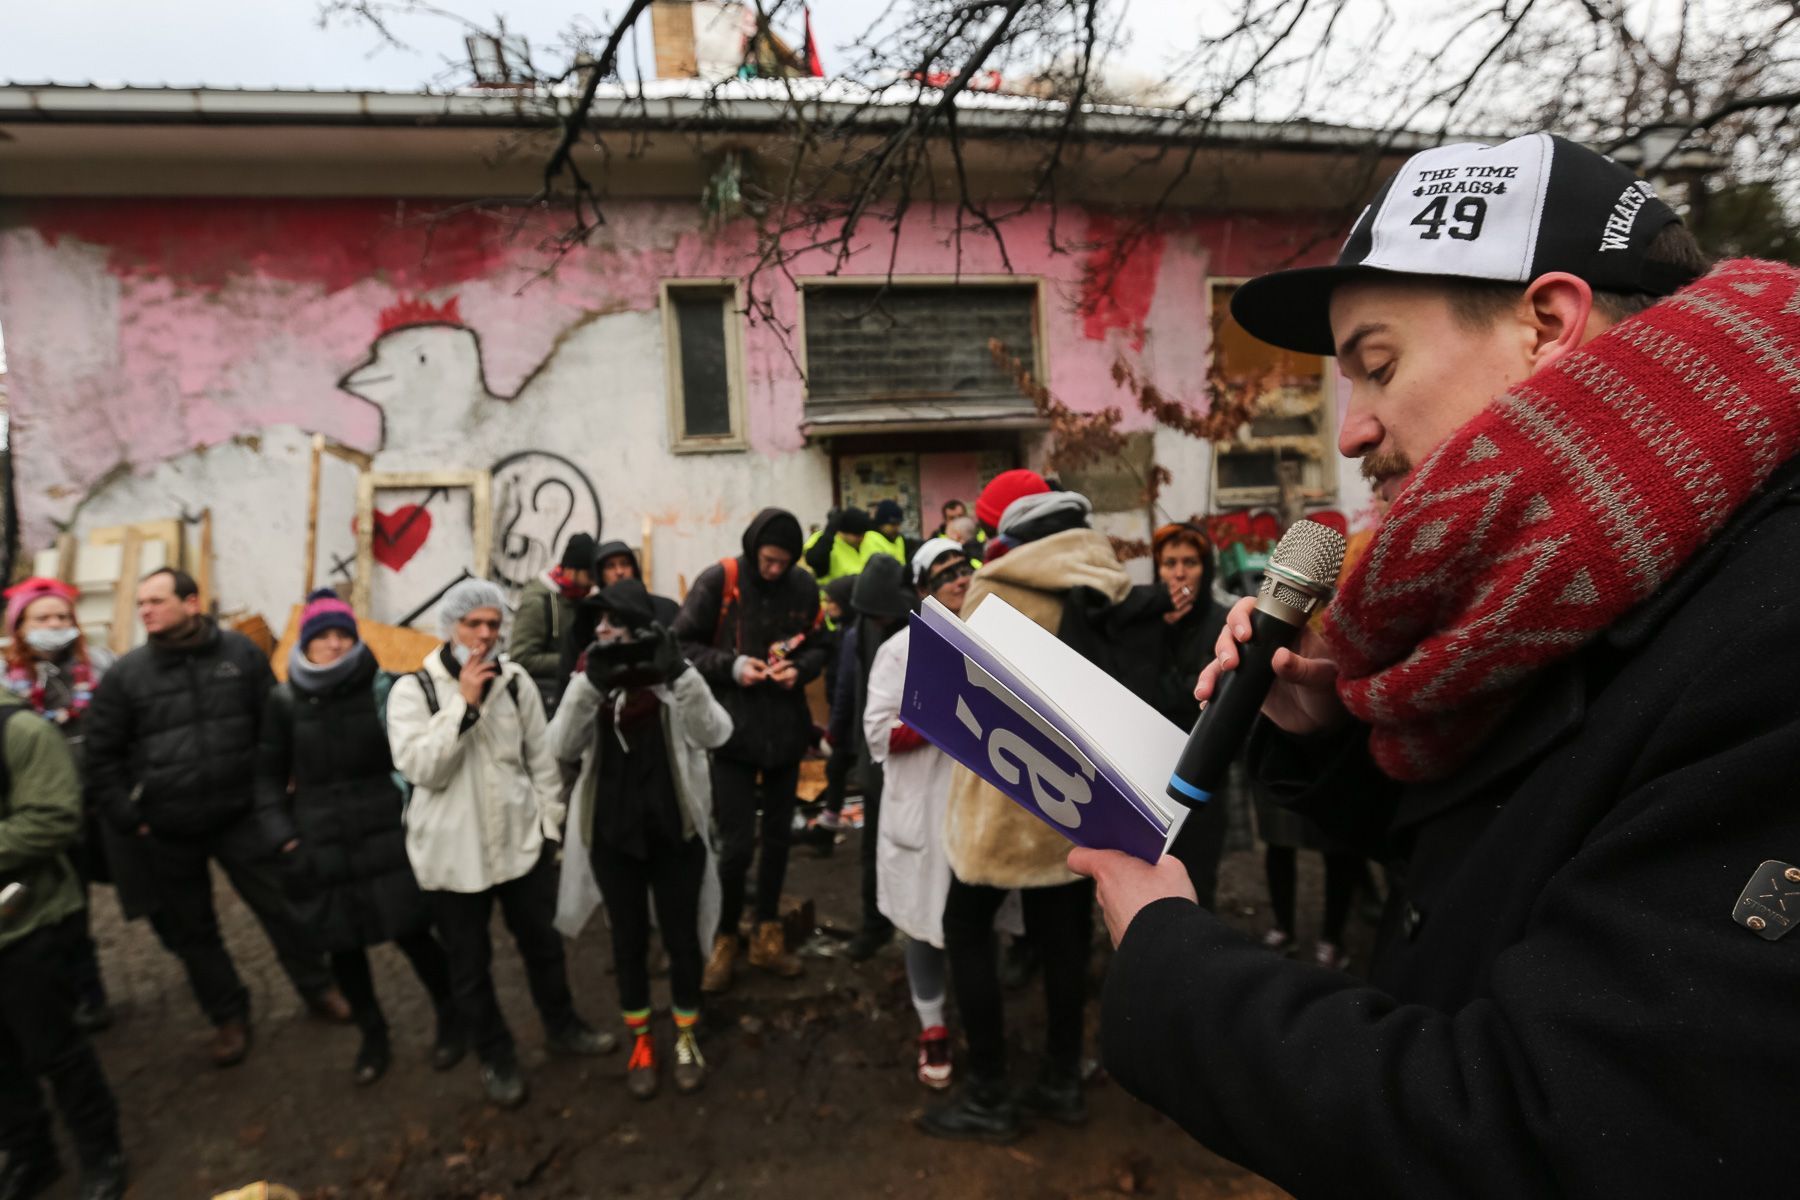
[386,579,615,1109]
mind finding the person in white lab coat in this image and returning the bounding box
[862,538,975,1091]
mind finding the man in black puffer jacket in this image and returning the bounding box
[673,508,825,991]
[85,568,343,1068]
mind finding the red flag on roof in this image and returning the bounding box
[804,6,825,77]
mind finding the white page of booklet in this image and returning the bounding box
[964,595,1189,826]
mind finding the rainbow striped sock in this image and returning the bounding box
[623,1008,652,1037]
[672,1007,699,1031]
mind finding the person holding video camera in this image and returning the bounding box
[0,689,127,1200]
[673,508,826,992]
[548,578,733,1100]
[386,579,615,1110]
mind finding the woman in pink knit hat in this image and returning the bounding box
[4,575,116,1031]
[253,589,463,1086]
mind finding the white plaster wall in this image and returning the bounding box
[68,309,834,632]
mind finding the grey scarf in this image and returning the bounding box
[287,641,373,696]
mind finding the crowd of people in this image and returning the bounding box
[17,129,1769,1200]
[2,466,1355,1197]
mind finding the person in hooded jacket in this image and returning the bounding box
[548,579,733,1100]
[594,541,681,626]
[255,590,463,1087]
[672,508,826,991]
[863,538,976,1090]
[834,555,917,961]
[1060,522,1232,910]
[385,578,615,1110]
[511,533,598,717]
[918,472,1130,1144]
[4,577,116,1032]
[83,567,346,1070]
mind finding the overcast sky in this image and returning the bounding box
[2,0,1193,91]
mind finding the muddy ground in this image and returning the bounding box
[58,796,1373,1200]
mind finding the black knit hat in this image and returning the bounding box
[592,577,657,631]
[560,533,599,572]
[839,507,875,536]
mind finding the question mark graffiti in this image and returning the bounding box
[489,450,603,594]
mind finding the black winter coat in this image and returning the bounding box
[1101,456,1800,1196]
[673,516,825,769]
[1065,584,1226,730]
[85,620,276,840]
[254,649,429,952]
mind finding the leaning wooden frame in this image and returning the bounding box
[351,470,494,619]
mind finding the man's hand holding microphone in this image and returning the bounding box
[1197,595,1345,736]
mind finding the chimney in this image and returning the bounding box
[652,1,699,79]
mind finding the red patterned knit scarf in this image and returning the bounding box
[5,655,97,721]
[1322,258,1800,782]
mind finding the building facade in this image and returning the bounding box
[0,82,1392,628]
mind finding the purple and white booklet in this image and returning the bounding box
[901,595,1189,864]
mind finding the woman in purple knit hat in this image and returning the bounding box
[253,589,463,1085]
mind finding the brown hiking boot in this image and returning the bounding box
[305,986,354,1024]
[212,1020,251,1068]
[701,933,737,994]
[747,921,802,978]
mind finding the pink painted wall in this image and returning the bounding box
[0,196,1338,558]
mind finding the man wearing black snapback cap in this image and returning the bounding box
[1071,132,1800,1193]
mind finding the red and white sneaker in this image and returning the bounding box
[917,1026,954,1090]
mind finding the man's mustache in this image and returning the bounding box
[1361,449,1413,486]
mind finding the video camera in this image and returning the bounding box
[589,629,663,686]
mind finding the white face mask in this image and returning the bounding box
[24,627,80,654]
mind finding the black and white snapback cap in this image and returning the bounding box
[1230,132,1699,355]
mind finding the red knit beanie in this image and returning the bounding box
[4,577,78,633]
[976,469,1050,530]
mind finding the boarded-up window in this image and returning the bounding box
[1209,280,1335,505]
[662,282,745,451]
[803,284,1038,407]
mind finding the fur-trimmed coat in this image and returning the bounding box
[943,528,1132,889]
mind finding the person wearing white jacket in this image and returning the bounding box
[386,578,614,1110]
[863,538,975,1091]
[547,578,733,1101]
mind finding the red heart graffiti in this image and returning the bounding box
[357,505,433,572]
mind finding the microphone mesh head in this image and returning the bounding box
[1260,520,1348,615]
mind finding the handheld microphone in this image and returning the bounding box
[1166,519,1346,807]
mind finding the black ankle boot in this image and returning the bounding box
[1018,1066,1088,1126]
[916,1078,1024,1144]
[0,1146,62,1200]
[431,1008,468,1071]
[845,923,893,962]
[76,1152,128,1200]
[353,1030,392,1087]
